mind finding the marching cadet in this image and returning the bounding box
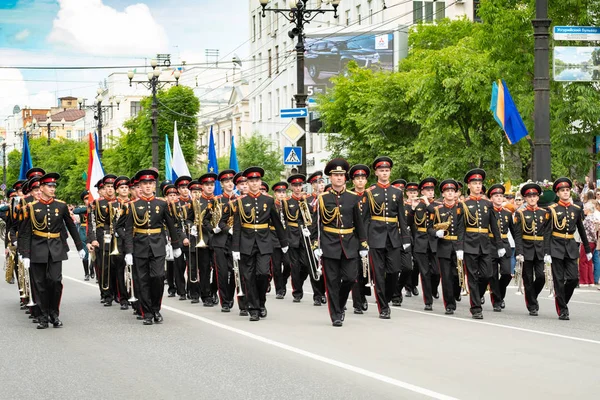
[390,179,415,307]
[349,164,371,314]
[234,172,248,195]
[172,175,192,301]
[123,169,183,325]
[112,176,130,310]
[160,181,177,297]
[404,182,421,298]
[412,177,439,311]
[260,181,269,194]
[313,158,368,327]
[193,173,218,306]
[211,170,239,312]
[548,178,592,320]
[20,172,86,329]
[87,174,118,306]
[271,181,291,299]
[365,157,411,319]
[73,190,93,280]
[231,167,288,322]
[460,169,503,319]
[283,173,323,305]
[306,171,327,304]
[431,179,464,315]
[183,179,204,305]
[486,184,518,311]
[512,183,551,316]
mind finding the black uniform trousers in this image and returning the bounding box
[322,256,357,322]
[30,261,63,322]
[270,248,291,296]
[185,249,200,301]
[240,244,271,315]
[98,249,114,302]
[213,247,233,306]
[370,243,401,313]
[438,253,458,311]
[290,246,324,301]
[134,255,166,318]
[166,260,176,295]
[522,255,545,312]
[406,260,420,291]
[414,249,439,306]
[489,256,513,307]
[110,253,128,305]
[131,259,142,315]
[197,248,212,302]
[551,257,578,316]
[392,248,413,301]
[351,264,371,310]
[173,249,188,297]
[464,253,493,314]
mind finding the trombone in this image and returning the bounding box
[299,200,321,281]
[544,259,554,297]
[125,262,137,303]
[233,258,244,297]
[514,257,524,295]
[457,258,468,295]
[23,263,35,307]
[362,253,373,288]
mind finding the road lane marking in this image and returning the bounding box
[63,275,459,400]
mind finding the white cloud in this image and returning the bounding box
[47,0,168,56]
[0,68,55,122]
[14,29,30,41]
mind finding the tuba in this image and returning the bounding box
[4,244,16,284]
[193,199,208,248]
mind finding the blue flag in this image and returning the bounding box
[207,126,221,195]
[18,132,33,180]
[229,135,239,172]
[165,134,173,181]
[490,79,528,144]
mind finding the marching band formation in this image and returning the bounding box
[2,157,592,328]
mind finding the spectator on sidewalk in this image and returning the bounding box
[579,202,597,286]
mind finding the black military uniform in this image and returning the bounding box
[314,159,368,327]
[365,157,410,318]
[73,190,92,280]
[111,176,130,310]
[349,165,372,314]
[486,184,519,311]
[390,179,414,306]
[172,176,193,301]
[431,180,464,314]
[403,182,421,297]
[548,178,591,320]
[232,167,288,322]
[460,169,502,319]
[283,174,322,305]
[88,174,119,306]
[512,183,551,316]
[159,180,176,296]
[20,173,84,328]
[211,170,241,313]
[270,181,292,299]
[411,178,439,309]
[124,170,182,325]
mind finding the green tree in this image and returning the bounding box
[236,134,284,187]
[102,85,200,179]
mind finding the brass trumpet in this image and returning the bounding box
[544,260,554,297]
[457,258,468,295]
[233,258,244,297]
[125,262,137,303]
[514,257,524,295]
[299,200,321,281]
[433,215,453,237]
[362,254,373,288]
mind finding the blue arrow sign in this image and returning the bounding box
[280,107,308,119]
[283,146,302,166]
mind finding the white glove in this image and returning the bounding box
[125,254,133,265]
[190,225,198,237]
[587,252,593,261]
[359,249,368,258]
[228,228,233,235]
[302,227,311,237]
[403,243,411,251]
[456,250,464,261]
[498,248,506,258]
[213,226,221,234]
[516,254,524,263]
[79,249,86,259]
[173,248,182,258]
[314,248,323,259]
[544,254,552,264]
[281,246,289,254]
[23,258,30,270]
[435,230,445,238]
[232,251,241,261]
[114,232,119,238]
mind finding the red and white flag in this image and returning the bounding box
[86,133,105,200]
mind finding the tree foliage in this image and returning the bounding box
[236,134,284,187]
[317,0,600,183]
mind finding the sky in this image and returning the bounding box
[0,0,249,122]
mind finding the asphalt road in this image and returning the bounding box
[2,251,600,400]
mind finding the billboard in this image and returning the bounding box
[554,46,600,82]
[304,32,395,101]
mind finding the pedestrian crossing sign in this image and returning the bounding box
[283,146,302,166]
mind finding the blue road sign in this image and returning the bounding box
[283,146,302,166]
[280,107,308,119]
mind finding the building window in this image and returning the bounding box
[274,3,279,31]
[275,45,280,74]
[276,89,280,116]
[65,130,70,139]
[252,15,256,41]
[370,8,373,24]
[258,12,262,38]
[259,95,263,121]
[425,1,434,22]
[473,0,481,22]
[258,52,262,80]
[345,10,350,25]
[413,1,423,24]
[268,49,272,78]
[283,86,287,109]
[356,5,361,25]
[435,1,446,20]
[413,1,445,23]
[268,92,272,119]
[130,101,142,117]
[77,130,84,140]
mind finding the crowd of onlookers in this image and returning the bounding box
[574,176,600,288]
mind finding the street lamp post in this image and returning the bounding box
[128,59,181,170]
[46,110,52,145]
[532,0,551,180]
[78,89,120,159]
[260,0,340,176]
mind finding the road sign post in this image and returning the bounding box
[283,147,303,166]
